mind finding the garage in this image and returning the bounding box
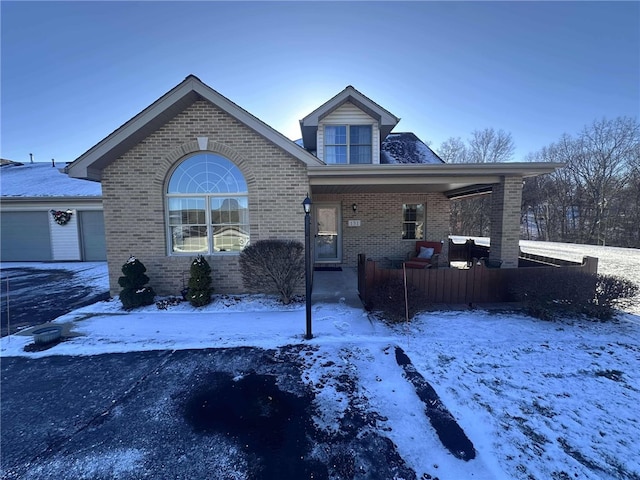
[79,211,107,261]
[0,211,52,261]
[1,161,104,263]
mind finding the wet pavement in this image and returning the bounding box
[0,267,109,337]
[1,346,416,480]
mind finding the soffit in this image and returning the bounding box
[307,162,563,196]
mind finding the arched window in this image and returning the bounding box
[166,153,249,254]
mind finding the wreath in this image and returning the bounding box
[50,209,73,226]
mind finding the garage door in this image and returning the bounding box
[79,211,107,261]
[0,211,52,261]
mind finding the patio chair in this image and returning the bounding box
[404,241,443,269]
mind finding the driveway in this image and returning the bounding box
[1,346,418,480]
[0,264,109,337]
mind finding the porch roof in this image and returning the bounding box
[307,162,564,198]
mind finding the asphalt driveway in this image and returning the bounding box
[0,265,109,337]
[1,346,417,480]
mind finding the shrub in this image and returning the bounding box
[187,255,213,307]
[588,275,638,321]
[239,239,304,305]
[118,256,155,310]
[510,269,637,321]
[366,278,429,323]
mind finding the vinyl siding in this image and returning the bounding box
[317,103,380,164]
[49,209,81,260]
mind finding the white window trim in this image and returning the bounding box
[402,203,425,240]
[324,124,373,164]
[165,154,249,256]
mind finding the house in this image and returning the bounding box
[66,75,562,297]
[0,159,105,262]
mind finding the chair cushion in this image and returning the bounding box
[417,246,435,259]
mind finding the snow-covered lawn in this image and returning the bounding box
[1,241,639,479]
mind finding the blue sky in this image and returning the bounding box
[1,1,638,164]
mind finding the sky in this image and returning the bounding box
[1,1,638,164]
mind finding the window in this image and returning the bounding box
[166,153,249,254]
[402,204,424,240]
[324,125,372,164]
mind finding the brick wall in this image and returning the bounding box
[102,100,309,296]
[490,176,523,268]
[313,192,451,266]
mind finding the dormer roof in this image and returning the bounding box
[299,85,400,151]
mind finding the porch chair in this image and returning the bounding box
[404,241,443,269]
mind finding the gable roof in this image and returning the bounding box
[299,85,400,151]
[66,75,323,181]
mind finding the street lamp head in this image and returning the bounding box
[302,195,312,214]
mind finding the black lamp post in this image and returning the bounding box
[302,195,313,340]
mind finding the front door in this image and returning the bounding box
[314,203,342,263]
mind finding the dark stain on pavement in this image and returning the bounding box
[184,371,328,479]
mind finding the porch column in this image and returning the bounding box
[490,176,523,268]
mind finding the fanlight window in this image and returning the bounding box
[166,154,249,254]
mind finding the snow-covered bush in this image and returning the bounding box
[118,256,155,310]
[187,255,213,307]
[238,239,304,305]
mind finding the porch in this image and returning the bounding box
[357,250,599,307]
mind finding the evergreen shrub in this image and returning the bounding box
[118,256,155,310]
[187,255,213,307]
[238,239,304,305]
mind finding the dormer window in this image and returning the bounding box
[324,125,372,164]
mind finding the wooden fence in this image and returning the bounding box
[358,253,598,306]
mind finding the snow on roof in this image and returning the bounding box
[381,132,444,164]
[0,162,102,197]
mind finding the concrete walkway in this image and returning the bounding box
[311,267,364,309]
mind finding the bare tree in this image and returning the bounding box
[438,129,516,236]
[525,116,640,247]
[438,137,467,163]
[571,117,638,245]
[468,128,515,163]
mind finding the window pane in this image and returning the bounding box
[171,225,208,253]
[212,225,249,252]
[325,146,347,164]
[402,204,424,240]
[402,223,416,240]
[325,126,346,145]
[168,153,247,194]
[350,125,372,145]
[168,198,205,225]
[350,146,372,164]
[211,197,248,224]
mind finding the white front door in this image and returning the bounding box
[314,203,342,263]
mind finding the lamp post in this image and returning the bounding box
[302,195,313,340]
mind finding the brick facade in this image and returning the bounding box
[489,176,523,268]
[102,100,309,296]
[313,192,451,266]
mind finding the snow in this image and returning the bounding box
[0,162,101,197]
[381,132,444,164]
[2,242,639,479]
